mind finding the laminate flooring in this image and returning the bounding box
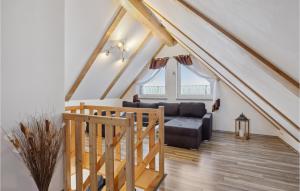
[157,131,299,191]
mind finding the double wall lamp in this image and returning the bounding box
[104,40,127,62]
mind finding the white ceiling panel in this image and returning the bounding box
[72,13,150,100]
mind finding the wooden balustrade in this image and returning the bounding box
[64,103,165,191]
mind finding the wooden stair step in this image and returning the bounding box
[135,169,160,189]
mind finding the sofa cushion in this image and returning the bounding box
[158,102,179,116]
[139,102,158,109]
[122,101,139,108]
[164,117,203,137]
[179,102,206,118]
[164,116,176,122]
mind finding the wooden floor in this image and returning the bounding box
[157,131,299,191]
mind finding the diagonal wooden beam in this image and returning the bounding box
[100,33,152,99]
[120,0,176,46]
[177,0,299,89]
[65,7,126,101]
[120,43,165,99]
[174,34,300,144]
[145,1,300,130]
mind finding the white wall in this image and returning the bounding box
[215,81,275,135]
[65,0,118,94]
[124,44,276,136]
[1,0,64,190]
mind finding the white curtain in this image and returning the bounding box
[183,57,220,103]
[134,68,163,94]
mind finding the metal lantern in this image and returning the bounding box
[235,113,250,140]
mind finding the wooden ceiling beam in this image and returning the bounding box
[146,1,299,130]
[65,7,126,101]
[177,0,299,89]
[100,33,152,99]
[120,43,165,99]
[120,0,176,46]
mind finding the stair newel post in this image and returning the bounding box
[126,112,135,191]
[158,106,165,176]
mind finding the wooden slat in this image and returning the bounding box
[125,113,135,191]
[158,106,165,176]
[105,122,114,191]
[177,0,300,89]
[89,122,97,191]
[135,114,157,149]
[115,111,121,161]
[136,112,143,165]
[100,32,152,99]
[65,7,126,101]
[120,0,176,46]
[120,43,165,99]
[80,103,86,168]
[112,128,126,146]
[63,113,129,127]
[82,154,106,191]
[97,109,102,156]
[148,113,155,170]
[85,105,159,114]
[135,143,160,179]
[70,110,76,161]
[64,120,71,191]
[75,121,83,191]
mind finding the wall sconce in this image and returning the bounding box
[103,40,127,62]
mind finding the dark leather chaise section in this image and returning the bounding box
[165,117,202,149]
[122,101,213,149]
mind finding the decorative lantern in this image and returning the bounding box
[235,113,250,140]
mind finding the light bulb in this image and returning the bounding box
[117,42,123,48]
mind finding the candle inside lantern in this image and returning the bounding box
[239,127,245,137]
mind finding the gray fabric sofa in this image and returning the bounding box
[122,101,213,149]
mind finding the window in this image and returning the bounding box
[140,68,166,97]
[177,64,212,99]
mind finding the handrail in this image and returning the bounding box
[64,103,165,190]
[63,109,135,191]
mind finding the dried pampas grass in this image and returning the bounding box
[11,115,63,191]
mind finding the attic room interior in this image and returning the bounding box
[0,0,299,191]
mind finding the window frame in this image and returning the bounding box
[176,63,213,100]
[139,67,167,99]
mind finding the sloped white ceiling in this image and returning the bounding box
[72,13,150,100]
[184,0,299,82]
[107,37,162,98]
[65,0,119,93]
[145,0,299,149]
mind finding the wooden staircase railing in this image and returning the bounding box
[63,107,134,191]
[64,103,165,191]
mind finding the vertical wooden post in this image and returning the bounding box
[136,112,143,165]
[105,122,114,191]
[97,109,102,157]
[158,106,165,176]
[80,102,85,167]
[89,108,94,115]
[115,111,121,161]
[70,110,76,162]
[89,122,97,191]
[64,120,71,191]
[149,113,155,170]
[75,120,83,191]
[126,113,135,191]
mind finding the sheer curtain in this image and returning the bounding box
[134,68,164,94]
[178,56,220,111]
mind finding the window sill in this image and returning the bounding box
[176,97,213,101]
[140,97,168,100]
